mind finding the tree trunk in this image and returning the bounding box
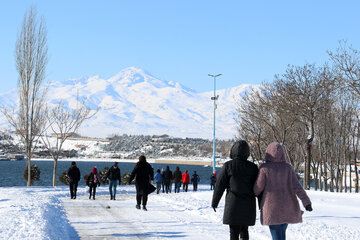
[355,162,359,193]
[53,158,58,186]
[324,146,328,191]
[348,158,352,193]
[26,145,31,186]
[305,140,312,190]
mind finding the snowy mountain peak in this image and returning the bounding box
[109,67,158,86]
[0,67,256,139]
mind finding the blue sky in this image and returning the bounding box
[1,1,360,93]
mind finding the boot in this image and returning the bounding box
[143,206,147,211]
[110,196,113,200]
[93,195,95,200]
[89,194,91,199]
[136,204,140,209]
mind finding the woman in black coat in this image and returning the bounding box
[129,155,154,211]
[86,167,101,200]
[211,140,259,240]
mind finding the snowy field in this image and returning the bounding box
[0,185,359,240]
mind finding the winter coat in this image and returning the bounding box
[67,166,80,183]
[106,166,121,183]
[212,140,259,226]
[210,174,216,185]
[154,172,163,184]
[173,168,182,183]
[182,172,190,183]
[253,142,312,225]
[86,172,101,187]
[191,173,200,184]
[129,160,154,195]
[163,167,173,183]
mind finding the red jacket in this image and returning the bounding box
[182,172,190,183]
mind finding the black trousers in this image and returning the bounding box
[136,192,148,206]
[164,181,171,193]
[229,225,249,240]
[183,183,188,192]
[161,181,165,193]
[69,182,78,198]
[89,185,97,198]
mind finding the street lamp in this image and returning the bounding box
[208,73,222,173]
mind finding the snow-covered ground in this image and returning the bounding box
[0,186,359,240]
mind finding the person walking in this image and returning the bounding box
[106,162,121,200]
[129,155,154,211]
[210,173,216,190]
[211,140,259,240]
[181,170,190,192]
[191,171,200,191]
[154,169,163,194]
[86,167,101,200]
[163,166,173,194]
[253,142,313,240]
[67,161,80,199]
[172,166,182,193]
[161,168,165,193]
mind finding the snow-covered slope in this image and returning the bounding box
[0,67,256,139]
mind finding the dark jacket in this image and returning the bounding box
[210,174,216,185]
[106,166,121,183]
[163,167,172,183]
[172,167,182,183]
[86,172,101,187]
[211,140,259,226]
[191,173,200,184]
[129,160,154,194]
[67,166,80,183]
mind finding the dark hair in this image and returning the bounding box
[157,169,160,173]
[71,161,76,165]
[114,162,118,167]
[139,155,146,162]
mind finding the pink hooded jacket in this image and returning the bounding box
[253,142,311,225]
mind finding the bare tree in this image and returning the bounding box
[328,40,360,97]
[2,7,48,186]
[42,100,96,186]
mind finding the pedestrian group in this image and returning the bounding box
[66,140,312,240]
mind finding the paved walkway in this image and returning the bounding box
[61,191,219,240]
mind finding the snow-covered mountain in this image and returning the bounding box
[0,67,255,139]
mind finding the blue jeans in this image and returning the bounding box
[174,182,181,193]
[269,223,288,240]
[109,180,118,198]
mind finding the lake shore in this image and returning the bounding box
[30,157,221,166]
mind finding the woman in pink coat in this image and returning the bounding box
[253,142,312,240]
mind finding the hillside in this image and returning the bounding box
[0,67,256,139]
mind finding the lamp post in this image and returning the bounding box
[208,73,221,173]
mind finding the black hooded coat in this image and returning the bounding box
[129,160,154,195]
[211,140,259,225]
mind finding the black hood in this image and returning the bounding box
[230,140,250,160]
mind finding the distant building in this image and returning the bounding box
[51,132,81,138]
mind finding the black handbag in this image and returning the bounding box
[147,183,156,194]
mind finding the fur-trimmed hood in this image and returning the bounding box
[265,142,286,163]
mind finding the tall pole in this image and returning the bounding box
[208,73,221,173]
